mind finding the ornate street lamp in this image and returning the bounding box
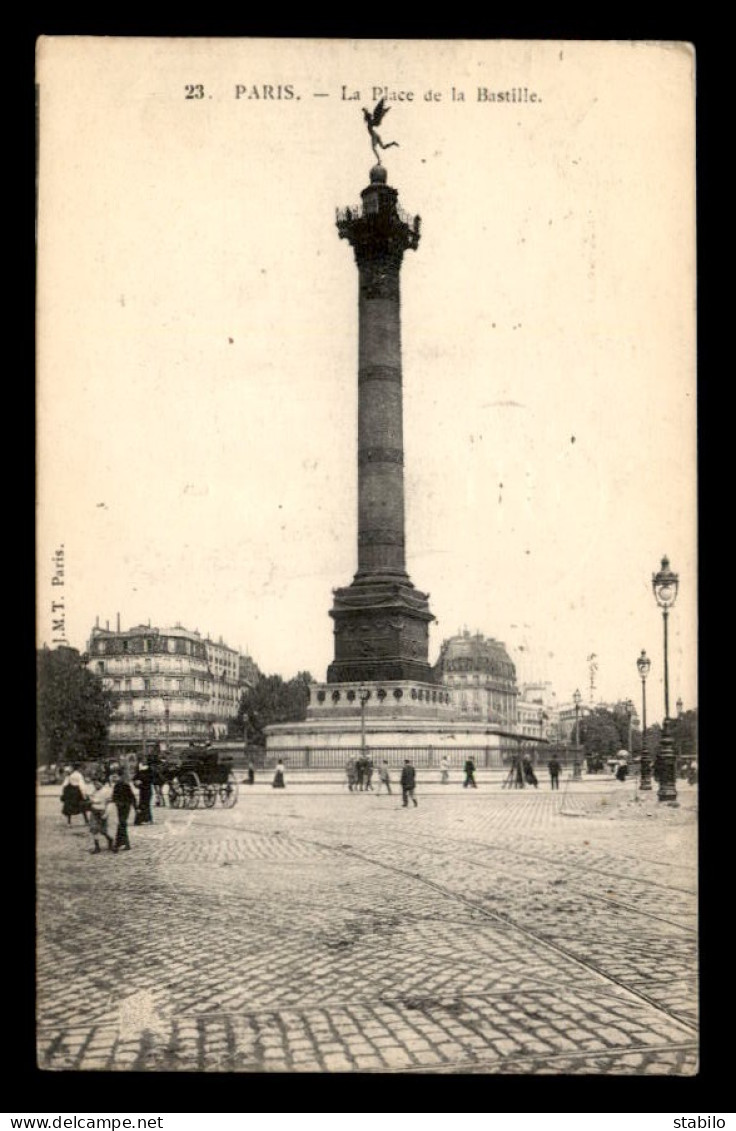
[652,555,679,802]
[572,688,582,780]
[636,649,652,790]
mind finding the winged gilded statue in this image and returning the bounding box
[363,97,400,163]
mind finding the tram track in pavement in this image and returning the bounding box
[37,803,698,1073]
[185,809,696,905]
[334,830,698,932]
[301,835,698,1035]
[175,815,697,1037]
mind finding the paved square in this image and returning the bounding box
[36,779,698,1073]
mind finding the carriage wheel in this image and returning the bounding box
[202,783,217,809]
[219,773,238,808]
[168,781,182,809]
[181,772,200,809]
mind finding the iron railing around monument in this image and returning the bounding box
[257,743,563,771]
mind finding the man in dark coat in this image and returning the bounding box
[134,760,154,824]
[111,771,137,852]
[400,760,418,808]
[463,757,477,789]
[548,755,561,790]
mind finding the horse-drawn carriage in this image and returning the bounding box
[152,745,238,810]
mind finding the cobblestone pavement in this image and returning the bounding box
[36,781,698,1074]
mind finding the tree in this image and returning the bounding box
[37,645,118,766]
[577,707,623,770]
[230,671,313,746]
[671,708,698,763]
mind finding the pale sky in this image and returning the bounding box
[36,38,697,722]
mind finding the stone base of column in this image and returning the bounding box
[327,575,434,685]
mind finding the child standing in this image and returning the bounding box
[88,777,114,854]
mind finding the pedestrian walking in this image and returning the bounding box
[400,760,418,808]
[134,760,154,825]
[522,755,539,788]
[88,776,114,854]
[463,757,477,789]
[547,755,561,790]
[364,756,374,791]
[376,759,392,795]
[440,755,450,785]
[355,756,366,792]
[247,761,255,786]
[60,763,89,826]
[111,771,137,852]
[272,759,286,788]
[346,758,357,791]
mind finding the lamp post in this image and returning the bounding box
[140,704,147,761]
[676,696,684,776]
[163,694,170,752]
[652,555,679,802]
[358,685,370,761]
[572,688,582,779]
[636,649,652,790]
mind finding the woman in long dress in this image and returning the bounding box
[60,764,89,825]
[272,759,286,789]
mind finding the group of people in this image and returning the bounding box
[345,755,375,791]
[341,753,557,797]
[60,759,155,855]
[342,757,418,801]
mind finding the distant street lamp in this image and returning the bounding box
[636,649,652,791]
[573,688,582,780]
[163,694,170,751]
[652,555,679,802]
[358,685,371,760]
[140,705,147,760]
[625,699,634,756]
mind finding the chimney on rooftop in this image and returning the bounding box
[117,612,121,633]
